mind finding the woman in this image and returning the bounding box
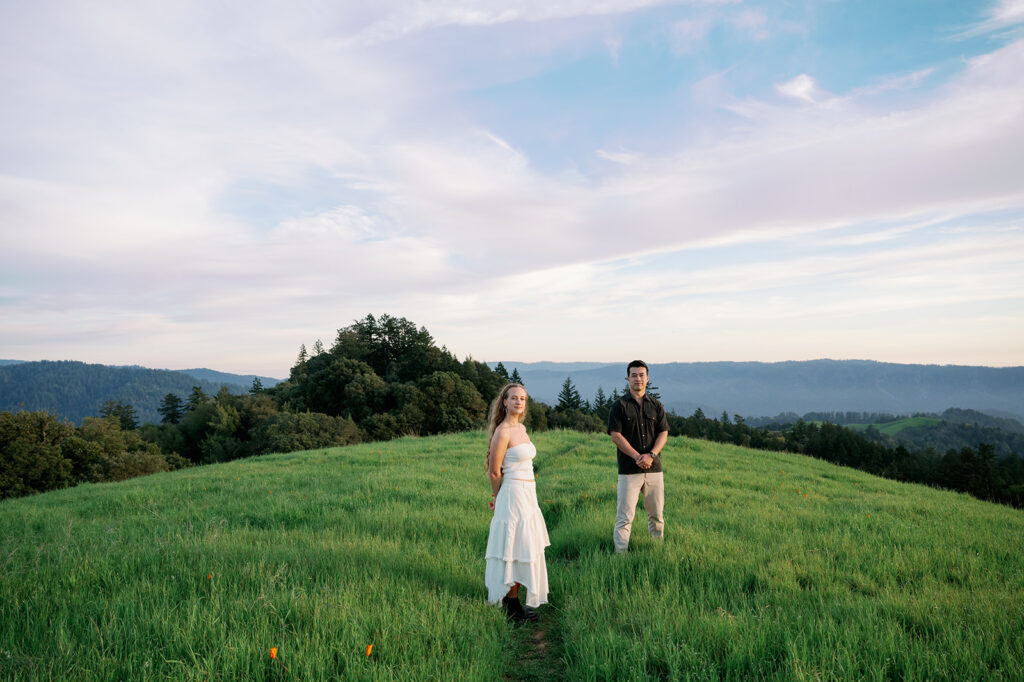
[485,383,550,621]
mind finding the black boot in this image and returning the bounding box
[503,596,538,621]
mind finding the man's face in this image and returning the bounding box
[628,367,648,392]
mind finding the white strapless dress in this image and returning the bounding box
[484,442,550,608]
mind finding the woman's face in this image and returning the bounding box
[505,387,528,416]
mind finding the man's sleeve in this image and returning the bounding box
[655,402,669,434]
[607,399,623,434]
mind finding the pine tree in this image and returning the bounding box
[510,368,523,385]
[557,376,584,412]
[158,394,184,424]
[99,400,138,430]
[494,362,510,382]
[592,386,612,421]
[186,386,209,411]
[250,377,264,394]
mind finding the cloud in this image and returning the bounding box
[775,73,820,102]
[992,0,1024,24]
[728,9,769,41]
[605,35,624,63]
[669,16,714,54]
[954,0,1024,39]
[2,3,1023,371]
[346,0,735,44]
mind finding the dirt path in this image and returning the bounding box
[508,612,564,682]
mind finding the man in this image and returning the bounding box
[607,360,669,553]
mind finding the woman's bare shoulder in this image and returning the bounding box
[491,424,512,445]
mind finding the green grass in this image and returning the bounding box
[2,431,1023,680]
[846,417,943,437]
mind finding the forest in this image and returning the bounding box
[2,314,1023,508]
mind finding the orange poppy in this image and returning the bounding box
[366,644,373,656]
[270,647,277,659]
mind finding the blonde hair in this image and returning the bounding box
[486,383,527,470]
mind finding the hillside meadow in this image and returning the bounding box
[846,417,943,437]
[1,430,1023,681]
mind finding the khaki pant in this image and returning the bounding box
[614,472,664,552]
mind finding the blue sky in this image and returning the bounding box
[1,1,1023,376]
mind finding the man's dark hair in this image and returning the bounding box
[626,360,649,377]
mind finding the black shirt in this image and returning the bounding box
[607,393,669,475]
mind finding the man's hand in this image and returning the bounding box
[637,453,653,469]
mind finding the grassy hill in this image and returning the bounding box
[2,431,1022,680]
[847,416,943,437]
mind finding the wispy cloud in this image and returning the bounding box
[775,73,821,102]
[961,0,1024,37]
[1,2,1022,371]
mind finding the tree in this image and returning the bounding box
[249,377,264,394]
[416,371,487,435]
[158,394,184,424]
[312,339,325,355]
[76,417,171,481]
[494,362,510,382]
[592,387,612,422]
[510,368,524,385]
[556,376,584,412]
[332,314,443,382]
[186,386,209,411]
[100,400,138,430]
[255,412,361,454]
[0,411,75,499]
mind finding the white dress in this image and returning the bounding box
[485,442,550,608]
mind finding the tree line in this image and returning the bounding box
[3,313,1024,509]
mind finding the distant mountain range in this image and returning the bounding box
[0,360,282,425]
[4,357,1022,428]
[495,359,1024,422]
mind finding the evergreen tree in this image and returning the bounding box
[592,387,614,423]
[100,400,138,430]
[510,368,524,385]
[312,340,325,355]
[185,386,209,411]
[249,377,264,394]
[158,394,184,424]
[557,376,584,412]
[494,362,510,382]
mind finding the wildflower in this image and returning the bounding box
[208,573,213,580]
[270,647,277,659]
[366,644,373,656]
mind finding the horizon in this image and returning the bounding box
[2,2,1023,375]
[3,355,1024,384]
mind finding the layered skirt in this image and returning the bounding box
[485,479,550,608]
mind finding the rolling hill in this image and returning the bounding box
[1,431,1021,680]
[498,359,1024,421]
[0,360,281,425]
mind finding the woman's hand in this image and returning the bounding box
[488,494,496,511]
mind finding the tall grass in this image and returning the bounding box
[2,430,1022,680]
